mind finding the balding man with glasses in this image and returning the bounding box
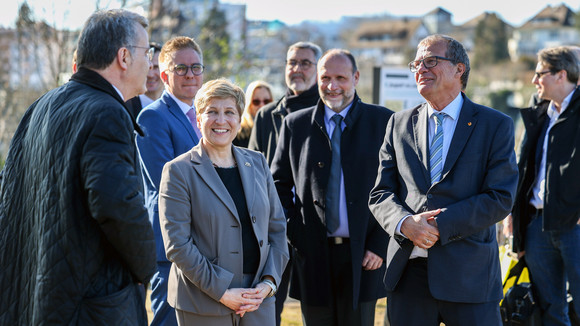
[369,34,518,326]
[136,35,205,326]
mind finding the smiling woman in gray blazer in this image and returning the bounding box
[158,78,289,325]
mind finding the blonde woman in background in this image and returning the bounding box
[234,80,273,147]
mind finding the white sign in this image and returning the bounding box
[374,67,424,111]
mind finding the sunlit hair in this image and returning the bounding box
[538,46,580,85]
[287,41,323,62]
[417,34,470,90]
[195,78,245,117]
[76,9,148,70]
[238,80,273,137]
[159,36,203,74]
[319,49,358,74]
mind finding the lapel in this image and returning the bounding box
[441,94,478,179]
[161,91,199,144]
[412,104,431,185]
[554,87,580,126]
[232,147,256,216]
[189,145,239,221]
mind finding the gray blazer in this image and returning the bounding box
[159,144,289,317]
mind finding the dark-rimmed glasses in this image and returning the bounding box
[128,45,155,61]
[534,70,553,79]
[409,56,455,73]
[169,64,205,76]
[287,59,316,69]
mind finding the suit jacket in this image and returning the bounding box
[271,95,392,307]
[369,93,518,303]
[512,88,580,252]
[136,91,200,262]
[158,144,289,317]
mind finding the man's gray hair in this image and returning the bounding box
[77,9,148,70]
[418,34,470,90]
[287,41,323,62]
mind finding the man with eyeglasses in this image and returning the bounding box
[272,49,392,326]
[508,46,580,326]
[248,40,322,326]
[127,42,164,118]
[369,34,518,325]
[136,36,204,326]
[0,9,156,325]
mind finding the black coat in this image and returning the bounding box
[512,87,580,252]
[0,68,156,325]
[271,95,392,307]
[248,85,320,165]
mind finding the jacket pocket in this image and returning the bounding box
[77,283,147,326]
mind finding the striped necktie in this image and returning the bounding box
[430,112,445,184]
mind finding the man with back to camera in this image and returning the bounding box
[0,9,156,325]
[369,34,518,326]
[127,41,164,118]
[510,46,580,326]
[248,41,322,326]
[136,36,204,326]
[272,49,392,326]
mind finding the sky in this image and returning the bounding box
[1,0,579,30]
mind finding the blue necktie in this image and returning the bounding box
[326,114,342,233]
[430,112,445,184]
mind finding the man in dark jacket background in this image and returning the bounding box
[248,40,322,326]
[511,46,580,325]
[0,9,156,326]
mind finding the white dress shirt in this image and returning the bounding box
[530,89,574,209]
[399,92,463,259]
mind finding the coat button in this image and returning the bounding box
[252,216,256,223]
[427,194,433,199]
[259,240,263,247]
[317,162,325,168]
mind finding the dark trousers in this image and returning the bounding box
[301,239,376,326]
[388,258,501,326]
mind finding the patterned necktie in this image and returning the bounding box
[186,108,202,140]
[430,112,445,184]
[326,114,343,233]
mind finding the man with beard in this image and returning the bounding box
[272,49,392,326]
[249,41,322,165]
[249,41,322,326]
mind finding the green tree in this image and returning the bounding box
[198,3,231,80]
[472,13,510,67]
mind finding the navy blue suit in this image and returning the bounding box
[136,91,199,326]
[369,93,519,325]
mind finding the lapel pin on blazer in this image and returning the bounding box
[468,122,472,126]
[245,162,251,167]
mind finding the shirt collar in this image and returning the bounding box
[167,92,195,115]
[111,84,124,101]
[548,88,575,120]
[324,101,354,124]
[427,92,463,121]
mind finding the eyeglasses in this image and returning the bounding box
[408,56,455,73]
[169,63,205,76]
[287,59,316,69]
[534,70,553,79]
[252,99,272,106]
[128,45,155,61]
